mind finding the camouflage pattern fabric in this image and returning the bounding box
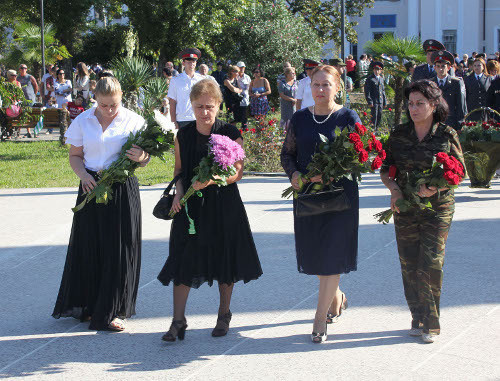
[381,121,465,334]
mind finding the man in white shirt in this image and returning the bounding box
[167,48,205,129]
[296,59,320,110]
[236,61,251,130]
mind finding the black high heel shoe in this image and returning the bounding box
[212,311,232,337]
[326,293,348,324]
[311,323,328,343]
[162,319,188,342]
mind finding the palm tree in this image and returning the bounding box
[365,34,426,126]
[111,56,153,112]
[7,22,71,77]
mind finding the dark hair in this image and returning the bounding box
[56,69,65,76]
[163,68,173,76]
[97,70,114,80]
[360,54,366,60]
[253,67,265,77]
[404,80,449,123]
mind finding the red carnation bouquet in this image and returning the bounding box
[374,152,465,224]
[282,122,385,198]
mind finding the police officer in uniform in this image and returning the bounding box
[167,48,205,129]
[487,75,500,119]
[464,58,491,120]
[364,61,387,131]
[296,59,321,110]
[430,50,467,130]
[412,40,446,82]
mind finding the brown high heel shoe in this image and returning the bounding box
[326,293,348,324]
[162,318,188,342]
[212,311,232,337]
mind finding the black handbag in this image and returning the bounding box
[153,175,181,220]
[295,183,351,218]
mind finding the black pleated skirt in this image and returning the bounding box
[157,183,262,289]
[52,173,142,330]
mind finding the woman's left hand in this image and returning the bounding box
[126,144,149,163]
[417,184,437,198]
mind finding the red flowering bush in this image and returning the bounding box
[243,115,284,172]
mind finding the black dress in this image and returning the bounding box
[281,108,360,275]
[52,172,142,330]
[158,119,262,288]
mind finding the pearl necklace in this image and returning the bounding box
[312,105,337,124]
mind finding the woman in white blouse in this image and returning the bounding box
[52,76,150,332]
[74,62,90,102]
[54,69,72,107]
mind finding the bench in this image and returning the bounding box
[1,107,69,144]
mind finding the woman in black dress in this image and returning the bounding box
[281,65,360,343]
[53,77,150,331]
[158,79,262,341]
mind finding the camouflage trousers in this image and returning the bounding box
[394,200,455,334]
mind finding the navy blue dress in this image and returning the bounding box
[280,107,360,275]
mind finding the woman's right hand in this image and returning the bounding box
[170,192,184,214]
[291,171,302,190]
[80,172,97,194]
[390,188,403,213]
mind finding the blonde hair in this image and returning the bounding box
[190,78,223,104]
[284,67,295,76]
[310,65,341,87]
[228,65,239,74]
[94,77,122,97]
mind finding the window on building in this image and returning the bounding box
[443,30,457,53]
[373,32,394,40]
[370,15,397,28]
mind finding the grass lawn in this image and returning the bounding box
[0,141,175,188]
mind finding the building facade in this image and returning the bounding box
[349,0,500,58]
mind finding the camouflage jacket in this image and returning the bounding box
[381,122,465,200]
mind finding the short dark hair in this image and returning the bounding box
[163,68,173,76]
[56,69,65,76]
[404,79,449,124]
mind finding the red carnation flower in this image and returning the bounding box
[250,128,256,133]
[373,139,383,152]
[349,133,361,143]
[388,165,397,179]
[371,133,377,140]
[371,157,383,170]
[358,149,369,163]
[444,170,461,185]
[354,141,364,152]
[388,108,392,112]
[367,141,373,152]
[363,111,368,116]
[378,149,387,160]
[483,124,490,130]
[435,152,449,164]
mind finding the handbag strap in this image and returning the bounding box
[162,174,182,196]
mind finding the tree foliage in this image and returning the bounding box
[286,0,375,47]
[4,22,71,76]
[365,34,426,125]
[123,0,249,61]
[220,0,323,104]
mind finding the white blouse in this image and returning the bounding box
[65,107,145,171]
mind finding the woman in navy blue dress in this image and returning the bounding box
[281,65,360,343]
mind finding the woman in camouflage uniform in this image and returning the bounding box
[380,80,465,344]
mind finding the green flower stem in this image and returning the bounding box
[168,185,197,218]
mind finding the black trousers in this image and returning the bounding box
[371,104,383,130]
[234,105,248,130]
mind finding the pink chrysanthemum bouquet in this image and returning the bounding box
[168,134,245,218]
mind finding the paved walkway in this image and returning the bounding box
[0,174,499,380]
